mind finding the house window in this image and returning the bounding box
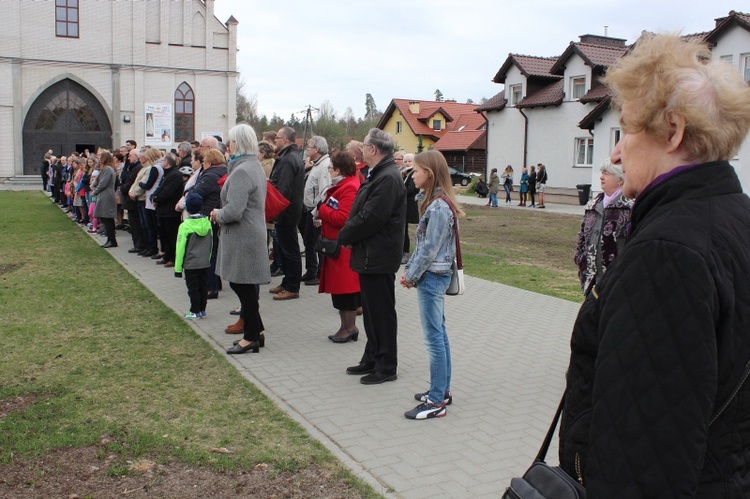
[571,77,586,100]
[432,119,442,131]
[174,82,195,142]
[575,137,594,166]
[510,84,522,106]
[743,54,750,82]
[56,0,79,38]
[396,121,402,134]
[611,128,621,152]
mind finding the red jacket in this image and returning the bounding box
[317,175,361,295]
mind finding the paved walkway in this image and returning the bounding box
[45,186,584,498]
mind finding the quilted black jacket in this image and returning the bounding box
[559,161,750,498]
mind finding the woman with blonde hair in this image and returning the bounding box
[93,151,118,248]
[400,149,464,420]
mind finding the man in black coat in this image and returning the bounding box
[268,126,305,300]
[150,153,184,267]
[339,128,406,384]
[121,149,144,252]
[558,34,750,497]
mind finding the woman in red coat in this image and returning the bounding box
[315,151,362,343]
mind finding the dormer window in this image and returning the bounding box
[432,119,442,131]
[510,84,522,106]
[571,76,586,100]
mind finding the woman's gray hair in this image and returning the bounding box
[227,124,259,156]
[600,159,623,181]
[403,153,414,161]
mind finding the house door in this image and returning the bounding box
[22,79,112,175]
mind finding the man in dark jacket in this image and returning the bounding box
[558,34,750,497]
[150,153,184,267]
[268,126,305,300]
[339,128,406,385]
[121,149,144,253]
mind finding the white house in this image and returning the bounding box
[479,10,750,199]
[0,0,238,179]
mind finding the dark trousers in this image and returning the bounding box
[101,217,117,245]
[529,189,536,206]
[229,282,263,342]
[185,268,209,313]
[403,224,411,253]
[159,216,180,263]
[138,203,158,252]
[128,208,143,249]
[276,223,301,293]
[359,273,398,374]
[298,210,320,275]
[207,223,221,293]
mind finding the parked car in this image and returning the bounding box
[449,167,472,186]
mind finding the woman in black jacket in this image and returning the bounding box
[150,153,184,267]
[558,34,750,497]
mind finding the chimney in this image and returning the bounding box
[578,34,627,47]
[409,101,420,114]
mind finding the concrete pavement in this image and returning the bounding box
[57,190,583,498]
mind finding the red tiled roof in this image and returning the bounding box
[517,80,564,108]
[579,97,612,130]
[550,42,629,74]
[705,11,750,44]
[475,92,506,112]
[579,84,612,103]
[377,99,485,140]
[433,130,486,152]
[493,54,559,83]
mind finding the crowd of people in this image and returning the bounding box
[47,124,462,421]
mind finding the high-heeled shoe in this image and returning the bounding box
[226,340,260,354]
[233,333,264,348]
[330,328,359,343]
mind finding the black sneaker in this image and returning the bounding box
[404,402,446,420]
[414,391,452,406]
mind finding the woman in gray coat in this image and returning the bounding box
[93,151,118,248]
[210,124,271,354]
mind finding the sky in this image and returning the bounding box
[212,0,743,122]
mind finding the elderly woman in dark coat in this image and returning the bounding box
[210,124,271,354]
[573,159,632,295]
[93,151,118,248]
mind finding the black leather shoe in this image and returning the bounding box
[304,277,319,286]
[128,247,141,253]
[207,291,219,300]
[233,334,265,348]
[226,341,260,354]
[101,241,117,248]
[151,253,164,260]
[140,249,157,257]
[360,372,398,385]
[346,362,375,375]
[300,271,315,281]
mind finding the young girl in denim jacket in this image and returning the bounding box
[400,150,464,420]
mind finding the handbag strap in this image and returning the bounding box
[534,395,565,463]
[439,196,462,270]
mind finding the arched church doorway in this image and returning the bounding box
[23,78,112,175]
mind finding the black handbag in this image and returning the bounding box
[314,236,340,259]
[502,397,586,499]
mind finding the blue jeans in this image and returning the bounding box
[489,192,498,207]
[417,271,452,405]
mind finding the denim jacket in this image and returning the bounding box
[404,192,457,285]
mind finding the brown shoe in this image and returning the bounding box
[225,318,244,334]
[269,285,285,294]
[273,290,299,301]
[356,306,363,316]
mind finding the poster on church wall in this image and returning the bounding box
[145,103,173,148]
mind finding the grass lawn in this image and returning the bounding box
[0,190,584,496]
[457,203,583,303]
[0,191,376,497]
